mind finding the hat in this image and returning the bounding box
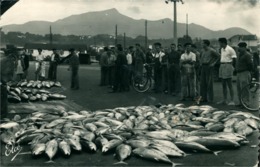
[238,42,247,48]
[69,48,75,52]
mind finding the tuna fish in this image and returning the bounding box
[45,139,58,163]
[0,122,19,129]
[102,139,123,153]
[32,143,46,156]
[81,140,97,151]
[58,140,71,156]
[133,147,181,167]
[114,144,132,165]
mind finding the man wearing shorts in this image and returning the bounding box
[218,38,237,105]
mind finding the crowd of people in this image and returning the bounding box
[99,38,259,106]
[4,47,80,90]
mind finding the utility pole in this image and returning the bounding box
[115,24,118,46]
[124,33,126,49]
[186,13,189,42]
[145,20,148,49]
[49,26,53,46]
[186,13,188,37]
[165,0,184,45]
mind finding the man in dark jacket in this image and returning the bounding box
[22,48,30,80]
[111,44,127,92]
[167,43,181,96]
[48,48,60,81]
[61,48,80,90]
[99,47,109,86]
[236,42,253,106]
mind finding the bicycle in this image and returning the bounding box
[132,63,153,93]
[240,78,260,111]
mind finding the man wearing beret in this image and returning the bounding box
[236,42,253,106]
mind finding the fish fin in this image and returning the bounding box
[184,153,191,157]
[172,162,183,167]
[113,161,128,165]
[45,160,55,163]
[154,158,159,161]
[213,151,222,156]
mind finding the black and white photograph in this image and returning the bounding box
[0,0,259,166]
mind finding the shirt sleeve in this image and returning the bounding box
[180,54,184,60]
[192,53,196,62]
[229,47,237,59]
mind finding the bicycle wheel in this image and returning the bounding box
[240,82,260,111]
[132,73,151,93]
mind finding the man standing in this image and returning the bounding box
[126,46,134,91]
[48,48,60,81]
[65,48,80,90]
[200,40,220,103]
[133,43,145,82]
[111,44,127,92]
[35,48,46,80]
[191,44,201,96]
[180,43,196,101]
[99,47,109,86]
[218,38,237,105]
[167,43,181,96]
[236,42,253,106]
[21,48,30,80]
[153,42,165,93]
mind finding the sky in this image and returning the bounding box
[0,0,260,37]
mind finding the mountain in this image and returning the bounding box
[1,8,252,39]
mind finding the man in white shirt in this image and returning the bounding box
[180,43,196,101]
[48,48,60,81]
[35,48,46,80]
[125,46,134,91]
[217,38,237,105]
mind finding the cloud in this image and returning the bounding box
[127,6,141,14]
[208,0,259,7]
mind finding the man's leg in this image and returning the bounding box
[207,67,214,102]
[180,74,188,100]
[227,78,235,105]
[218,79,228,104]
[200,66,207,101]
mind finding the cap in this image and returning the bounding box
[69,48,75,52]
[238,42,247,48]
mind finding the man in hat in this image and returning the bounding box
[48,48,60,81]
[217,38,237,105]
[235,42,253,106]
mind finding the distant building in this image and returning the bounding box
[229,34,258,48]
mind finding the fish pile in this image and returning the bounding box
[7,86,66,103]
[16,80,62,89]
[0,104,259,166]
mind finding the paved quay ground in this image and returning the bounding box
[1,63,259,167]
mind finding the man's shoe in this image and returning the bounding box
[228,101,235,106]
[179,98,186,101]
[217,100,227,105]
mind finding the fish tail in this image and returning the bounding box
[45,160,55,163]
[213,151,222,156]
[184,153,191,157]
[113,161,128,165]
[172,162,183,167]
